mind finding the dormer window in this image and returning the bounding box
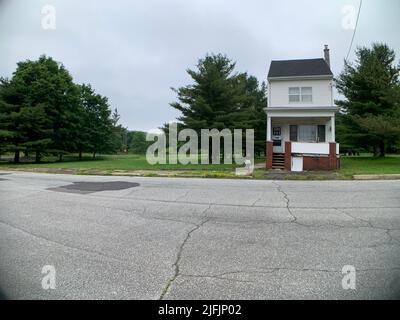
[289,87,312,103]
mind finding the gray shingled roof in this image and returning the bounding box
[268,58,333,78]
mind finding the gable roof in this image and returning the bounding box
[268,58,333,79]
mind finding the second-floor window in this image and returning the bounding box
[289,87,312,103]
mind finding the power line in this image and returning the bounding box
[346,0,363,61]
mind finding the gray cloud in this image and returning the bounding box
[0,0,399,130]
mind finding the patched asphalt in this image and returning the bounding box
[0,171,399,299]
[48,181,140,194]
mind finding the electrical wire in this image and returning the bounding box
[345,0,363,61]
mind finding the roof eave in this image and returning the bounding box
[267,74,333,81]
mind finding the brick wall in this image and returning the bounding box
[329,142,338,170]
[303,143,339,170]
[266,141,273,169]
[284,141,291,170]
[303,156,331,170]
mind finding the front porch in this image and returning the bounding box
[265,114,340,171]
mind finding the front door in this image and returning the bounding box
[272,126,283,153]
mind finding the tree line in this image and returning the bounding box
[2,46,398,164]
[0,55,126,163]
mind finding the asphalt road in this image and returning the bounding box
[0,171,400,299]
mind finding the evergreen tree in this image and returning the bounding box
[336,43,400,156]
[110,108,128,153]
[239,74,267,156]
[0,79,15,159]
[169,53,267,159]
[0,78,23,161]
[0,56,80,162]
[0,56,123,163]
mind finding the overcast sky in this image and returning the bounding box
[0,0,399,131]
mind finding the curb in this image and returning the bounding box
[353,174,400,180]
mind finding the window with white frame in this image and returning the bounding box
[298,125,317,142]
[288,87,312,103]
[290,125,326,142]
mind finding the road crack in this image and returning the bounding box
[159,206,211,299]
[272,181,297,223]
[336,208,400,246]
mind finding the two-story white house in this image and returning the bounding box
[265,45,340,171]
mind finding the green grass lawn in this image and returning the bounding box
[0,154,255,172]
[340,154,400,175]
[1,153,399,179]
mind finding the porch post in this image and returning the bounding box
[284,141,291,171]
[331,116,335,142]
[329,142,337,169]
[266,141,273,169]
[267,116,271,141]
[266,115,273,170]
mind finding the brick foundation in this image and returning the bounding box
[266,141,273,169]
[266,141,340,171]
[284,141,291,171]
[303,142,339,170]
[303,156,330,170]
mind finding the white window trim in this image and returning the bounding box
[288,87,313,104]
[296,125,325,143]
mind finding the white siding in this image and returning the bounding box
[269,79,333,107]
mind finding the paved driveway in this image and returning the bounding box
[0,171,399,299]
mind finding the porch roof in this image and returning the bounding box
[266,106,337,119]
[271,117,332,124]
[266,106,338,113]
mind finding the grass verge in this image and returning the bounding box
[1,154,399,180]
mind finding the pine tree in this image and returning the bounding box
[1,56,120,163]
[0,77,36,162]
[336,43,400,156]
[0,79,22,162]
[169,54,267,160]
[0,56,80,162]
[239,74,267,157]
[110,108,128,153]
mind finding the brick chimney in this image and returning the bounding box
[324,45,330,68]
